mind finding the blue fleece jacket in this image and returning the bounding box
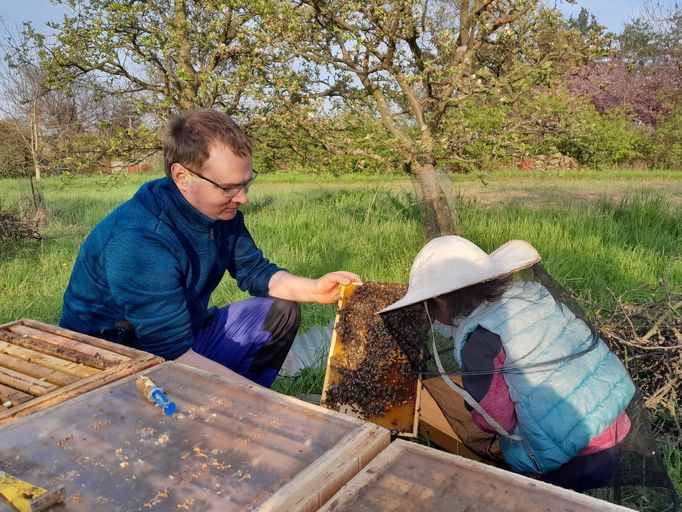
[60,177,283,359]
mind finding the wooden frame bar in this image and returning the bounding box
[0,319,162,424]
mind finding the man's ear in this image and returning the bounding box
[170,163,190,191]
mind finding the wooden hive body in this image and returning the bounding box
[0,361,390,511]
[320,439,632,511]
[0,319,162,425]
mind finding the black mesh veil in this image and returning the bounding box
[379,263,679,510]
[381,264,603,378]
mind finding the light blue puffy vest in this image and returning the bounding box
[453,281,635,474]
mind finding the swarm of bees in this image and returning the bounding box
[381,303,433,372]
[324,283,430,419]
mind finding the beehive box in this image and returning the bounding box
[319,439,631,511]
[418,385,482,461]
[0,319,162,425]
[321,283,420,437]
[0,361,390,511]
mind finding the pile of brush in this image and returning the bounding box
[586,281,681,435]
[0,207,40,245]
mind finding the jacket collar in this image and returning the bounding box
[164,178,217,232]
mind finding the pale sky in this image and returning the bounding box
[1,0,66,33]
[557,1,667,33]
[0,0,673,36]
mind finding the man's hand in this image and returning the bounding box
[311,271,362,304]
[268,270,362,304]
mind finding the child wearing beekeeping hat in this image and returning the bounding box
[380,236,635,492]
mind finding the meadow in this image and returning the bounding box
[1,169,680,328]
[1,169,681,508]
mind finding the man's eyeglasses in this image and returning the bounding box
[182,164,258,198]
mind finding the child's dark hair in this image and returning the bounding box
[430,276,512,319]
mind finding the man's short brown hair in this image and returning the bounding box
[164,109,252,178]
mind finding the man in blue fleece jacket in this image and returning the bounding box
[60,109,360,387]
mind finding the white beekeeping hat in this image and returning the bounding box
[379,236,540,314]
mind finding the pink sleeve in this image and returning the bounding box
[470,347,518,433]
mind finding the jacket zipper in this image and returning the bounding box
[522,437,543,473]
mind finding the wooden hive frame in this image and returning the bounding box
[0,318,162,425]
[321,283,421,437]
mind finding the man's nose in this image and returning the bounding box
[232,186,249,204]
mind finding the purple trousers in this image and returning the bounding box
[192,297,300,387]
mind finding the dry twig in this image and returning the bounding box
[576,281,682,434]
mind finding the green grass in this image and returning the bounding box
[663,436,682,496]
[1,170,680,328]
[456,191,681,299]
[0,170,680,507]
[271,366,326,396]
[451,168,682,181]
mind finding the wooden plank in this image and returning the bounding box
[320,284,355,404]
[0,352,79,386]
[0,367,57,396]
[161,364,391,510]
[0,330,113,370]
[0,340,99,378]
[20,318,143,358]
[0,319,162,425]
[0,356,162,425]
[0,319,20,330]
[167,362,377,429]
[169,364,371,444]
[411,376,422,437]
[154,396,315,476]
[192,417,304,478]
[9,324,128,364]
[0,382,33,406]
[319,440,632,512]
[254,422,389,512]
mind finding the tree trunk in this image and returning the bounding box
[27,100,47,221]
[30,100,41,182]
[410,163,459,239]
[28,175,47,223]
[174,0,199,111]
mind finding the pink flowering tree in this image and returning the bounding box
[567,60,681,127]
